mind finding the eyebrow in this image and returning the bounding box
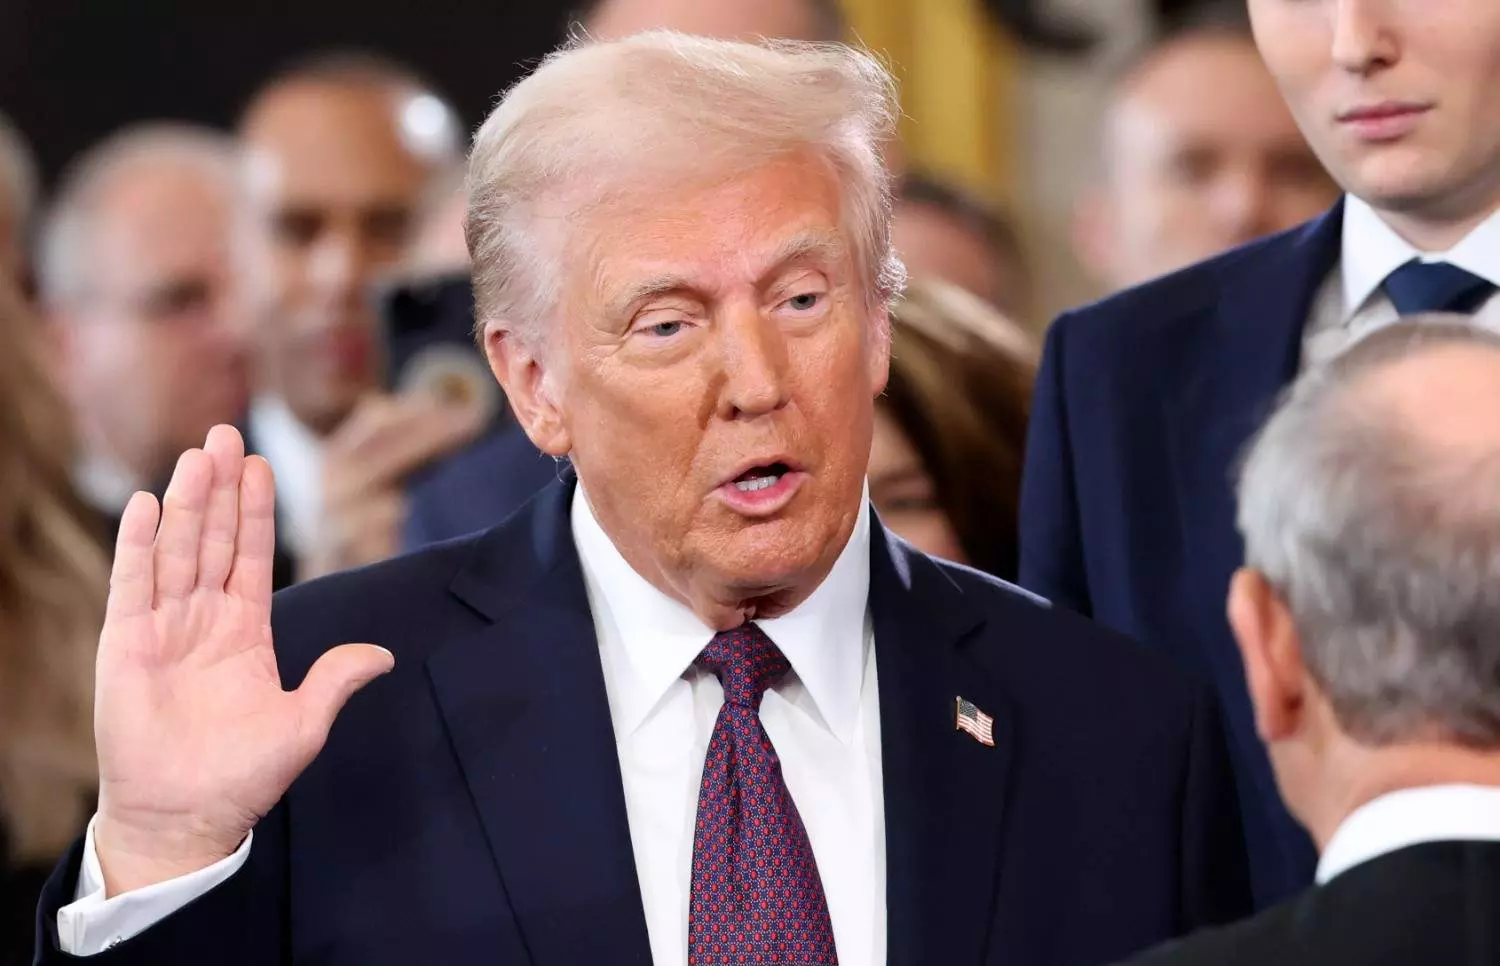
[603,228,849,320]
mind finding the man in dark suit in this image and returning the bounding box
[1020,0,1500,906]
[35,34,1249,966]
[1122,319,1500,966]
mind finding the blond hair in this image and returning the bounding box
[0,277,105,861]
[466,31,903,347]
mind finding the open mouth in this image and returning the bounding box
[732,462,791,493]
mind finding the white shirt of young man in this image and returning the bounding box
[1317,784,1500,884]
[1301,195,1500,370]
[57,484,888,965]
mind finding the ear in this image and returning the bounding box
[1227,567,1309,743]
[1070,188,1118,287]
[483,322,571,457]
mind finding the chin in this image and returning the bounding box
[1341,149,1457,212]
[701,513,840,596]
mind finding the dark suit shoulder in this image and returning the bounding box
[1050,222,1313,351]
[1121,899,1298,966]
[928,553,1202,715]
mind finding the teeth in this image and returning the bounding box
[734,475,779,493]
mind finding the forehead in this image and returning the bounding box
[580,155,850,300]
[1115,36,1301,151]
[91,166,235,280]
[242,82,432,209]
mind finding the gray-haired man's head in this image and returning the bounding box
[1230,317,1500,842]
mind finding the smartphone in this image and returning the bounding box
[376,270,505,428]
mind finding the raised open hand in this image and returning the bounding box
[94,425,393,895]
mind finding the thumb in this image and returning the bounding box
[295,643,395,744]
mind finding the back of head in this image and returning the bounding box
[893,171,1031,319]
[1238,319,1500,749]
[466,31,901,346]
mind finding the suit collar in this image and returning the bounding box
[870,522,1016,965]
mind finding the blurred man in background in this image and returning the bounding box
[893,172,1034,321]
[239,53,484,579]
[1126,321,1500,966]
[0,111,39,293]
[1072,7,1335,292]
[39,124,253,545]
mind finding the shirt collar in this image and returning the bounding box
[247,395,325,557]
[1316,783,1500,884]
[1340,193,1500,322]
[571,480,871,745]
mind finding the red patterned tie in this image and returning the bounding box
[688,623,839,965]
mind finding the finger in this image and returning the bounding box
[196,426,246,591]
[226,456,278,604]
[153,450,214,603]
[295,643,395,747]
[105,491,162,622]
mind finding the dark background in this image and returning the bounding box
[0,0,1217,184]
[0,0,571,184]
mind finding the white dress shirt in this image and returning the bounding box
[246,394,325,560]
[59,484,887,964]
[1300,195,1500,370]
[1316,784,1500,884]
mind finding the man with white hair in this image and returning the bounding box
[1122,319,1500,965]
[37,35,1250,965]
[0,110,39,290]
[38,125,257,552]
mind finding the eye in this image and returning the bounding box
[644,320,685,338]
[784,292,822,312]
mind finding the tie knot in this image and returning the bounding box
[696,623,790,709]
[1383,259,1496,316]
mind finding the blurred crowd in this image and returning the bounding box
[4,0,1497,962]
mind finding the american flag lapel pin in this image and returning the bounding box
[955,696,995,747]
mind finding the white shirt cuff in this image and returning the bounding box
[55,815,252,956]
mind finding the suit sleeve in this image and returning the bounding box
[34,801,290,965]
[1176,685,1253,932]
[1018,313,1093,615]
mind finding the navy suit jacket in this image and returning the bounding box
[404,423,562,548]
[1019,202,1346,908]
[38,477,1251,966]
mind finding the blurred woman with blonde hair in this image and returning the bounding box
[0,274,106,963]
[869,275,1038,580]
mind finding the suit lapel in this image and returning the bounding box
[427,479,653,966]
[1169,202,1345,656]
[872,518,1014,966]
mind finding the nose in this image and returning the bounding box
[716,304,791,421]
[1330,0,1397,75]
[307,229,361,311]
